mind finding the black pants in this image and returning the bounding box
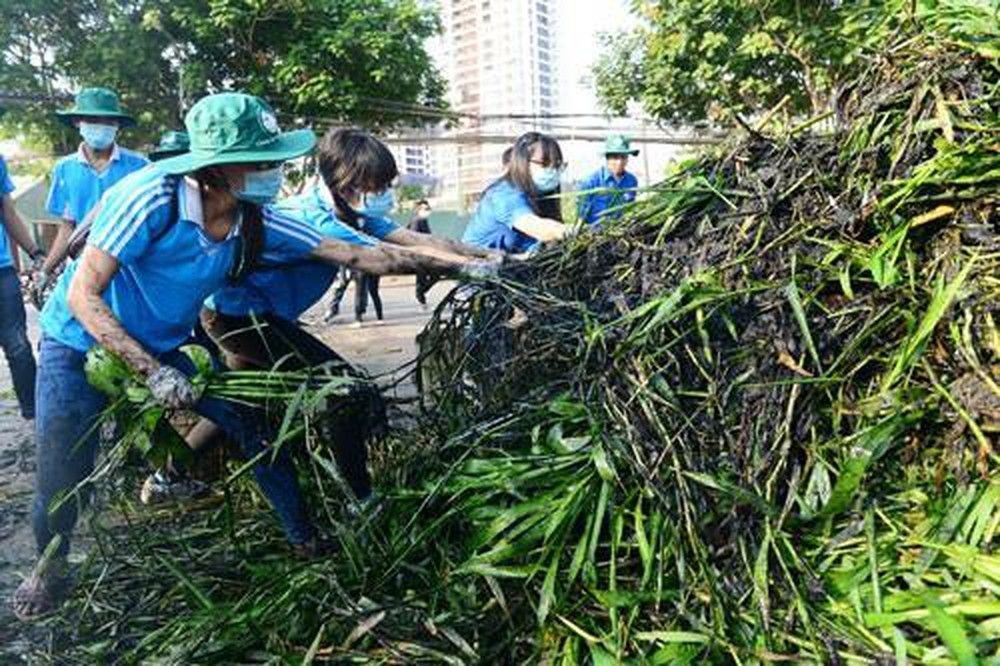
[0,267,36,418]
[328,269,382,321]
[355,273,382,321]
[415,272,433,305]
[200,308,385,499]
[328,266,351,317]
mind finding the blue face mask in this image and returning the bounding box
[355,189,395,217]
[530,164,561,193]
[79,122,118,150]
[234,167,284,205]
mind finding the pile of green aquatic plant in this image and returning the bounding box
[35,4,997,664]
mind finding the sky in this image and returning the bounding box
[554,0,638,114]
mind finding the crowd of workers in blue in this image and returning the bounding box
[0,86,643,619]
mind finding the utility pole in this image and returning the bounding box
[641,117,651,187]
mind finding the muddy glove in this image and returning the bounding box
[28,250,46,273]
[147,365,199,409]
[458,256,503,281]
[28,268,53,311]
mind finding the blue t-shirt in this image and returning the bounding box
[461,179,537,253]
[40,167,324,354]
[46,144,148,225]
[0,156,16,269]
[208,185,399,320]
[577,166,638,226]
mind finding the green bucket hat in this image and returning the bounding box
[149,131,191,161]
[154,93,316,175]
[56,87,135,127]
[602,134,639,156]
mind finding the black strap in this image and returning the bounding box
[227,202,264,283]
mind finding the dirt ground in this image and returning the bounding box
[0,275,447,661]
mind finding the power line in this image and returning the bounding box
[376,133,721,146]
[0,92,73,105]
[2,90,722,144]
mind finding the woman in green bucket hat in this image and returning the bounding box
[37,87,148,286]
[14,91,496,620]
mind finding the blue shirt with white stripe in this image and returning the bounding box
[40,166,324,354]
[0,156,17,269]
[461,179,538,253]
[46,144,148,225]
[208,184,398,321]
[577,166,638,226]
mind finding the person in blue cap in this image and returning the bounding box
[13,92,492,620]
[462,131,573,253]
[0,144,47,421]
[38,87,148,284]
[577,134,640,227]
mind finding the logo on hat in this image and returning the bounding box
[260,110,279,135]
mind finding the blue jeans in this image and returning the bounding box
[0,267,36,419]
[32,336,315,557]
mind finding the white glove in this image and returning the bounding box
[147,365,199,409]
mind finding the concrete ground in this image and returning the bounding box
[0,274,447,661]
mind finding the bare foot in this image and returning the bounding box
[12,557,69,621]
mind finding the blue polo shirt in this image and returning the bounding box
[40,167,325,355]
[0,156,16,269]
[577,166,638,226]
[208,184,398,320]
[46,144,148,225]
[462,179,537,253]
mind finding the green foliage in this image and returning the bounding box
[0,0,447,150]
[593,0,916,123]
[396,182,429,204]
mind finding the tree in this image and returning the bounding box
[593,0,900,125]
[396,183,429,204]
[1,0,447,150]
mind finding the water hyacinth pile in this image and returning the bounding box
[34,7,998,665]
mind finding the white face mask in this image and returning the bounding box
[79,122,119,150]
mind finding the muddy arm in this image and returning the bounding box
[383,227,497,259]
[67,246,160,377]
[310,238,472,276]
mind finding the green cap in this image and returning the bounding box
[154,93,316,175]
[149,131,191,161]
[56,87,135,127]
[602,134,639,156]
